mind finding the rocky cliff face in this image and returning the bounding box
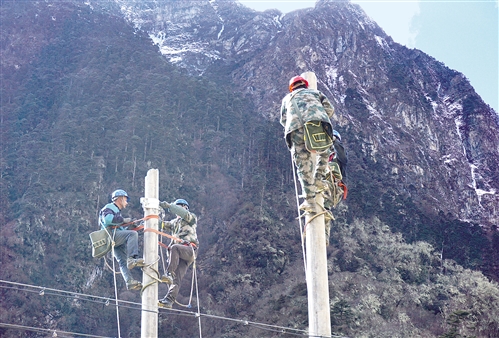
[109,0,499,229]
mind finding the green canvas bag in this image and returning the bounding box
[303,121,333,152]
[89,228,113,258]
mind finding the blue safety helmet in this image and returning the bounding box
[111,189,129,202]
[174,199,189,208]
[333,129,341,141]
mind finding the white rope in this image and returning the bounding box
[109,228,122,338]
[192,248,203,338]
[291,152,308,274]
[158,213,169,274]
[159,238,168,274]
[185,249,196,308]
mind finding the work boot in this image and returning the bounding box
[126,279,142,291]
[299,198,317,213]
[158,297,174,309]
[161,272,174,285]
[127,257,145,270]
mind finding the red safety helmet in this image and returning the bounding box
[289,76,309,92]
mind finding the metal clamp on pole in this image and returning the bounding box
[140,197,160,210]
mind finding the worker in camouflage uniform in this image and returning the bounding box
[99,189,145,290]
[280,75,335,212]
[158,198,199,308]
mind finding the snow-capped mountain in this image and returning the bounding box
[107,0,499,229]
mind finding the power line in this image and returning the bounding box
[0,279,349,338]
[0,279,147,312]
[0,322,112,338]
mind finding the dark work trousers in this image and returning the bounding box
[112,230,139,283]
[165,244,197,301]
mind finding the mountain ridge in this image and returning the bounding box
[108,0,499,229]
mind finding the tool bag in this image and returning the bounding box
[89,228,113,258]
[303,121,333,152]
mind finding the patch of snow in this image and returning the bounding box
[149,28,220,64]
[374,35,390,51]
[470,163,496,202]
[441,154,457,164]
[430,101,438,114]
[273,15,283,27]
[442,95,462,118]
[84,1,94,10]
[325,65,339,89]
[208,0,225,39]
[476,189,496,197]
[218,24,225,39]
[150,31,166,45]
[366,104,382,119]
[169,56,183,63]
[454,117,464,143]
[159,45,189,55]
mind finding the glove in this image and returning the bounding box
[160,201,170,209]
[123,217,132,224]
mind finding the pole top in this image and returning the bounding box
[300,71,317,90]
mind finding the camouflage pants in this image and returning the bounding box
[290,128,329,199]
[165,244,196,301]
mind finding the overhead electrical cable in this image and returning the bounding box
[0,280,349,338]
[0,322,112,338]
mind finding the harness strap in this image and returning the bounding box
[142,228,198,248]
[338,181,348,199]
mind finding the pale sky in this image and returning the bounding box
[238,0,499,113]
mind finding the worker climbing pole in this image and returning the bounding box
[280,71,333,337]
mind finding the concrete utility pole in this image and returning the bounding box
[141,169,160,338]
[301,71,332,338]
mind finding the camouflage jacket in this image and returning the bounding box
[280,88,335,147]
[163,208,199,247]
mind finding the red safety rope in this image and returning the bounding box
[144,228,197,248]
[125,215,196,247]
[120,214,159,229]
